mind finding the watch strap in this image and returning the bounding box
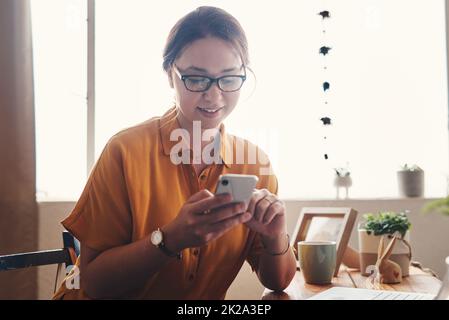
[156,228,182,260]
[158,242,182,260]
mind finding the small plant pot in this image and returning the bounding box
[397,170,424,197]
[358,229,411,277]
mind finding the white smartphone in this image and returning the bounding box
[215,174,259,209]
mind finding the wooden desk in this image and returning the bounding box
[262,266,442,300]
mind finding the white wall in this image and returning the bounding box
[37,198,449,299]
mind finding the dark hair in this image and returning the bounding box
[162,6,249,73]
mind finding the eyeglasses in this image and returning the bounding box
[173,64,246,92]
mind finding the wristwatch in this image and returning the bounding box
[150,228,182,260]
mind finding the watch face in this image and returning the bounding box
[151,230,163,245]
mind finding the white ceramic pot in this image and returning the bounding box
[358,229,411,277]
[397,170,424,197]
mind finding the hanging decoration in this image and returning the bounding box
[318,6,352,198]
[318,10,330,19]
[318,9,331,161]
[320,117,331,125]
[319,46,332,56]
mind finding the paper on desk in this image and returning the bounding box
[307,287,436,300]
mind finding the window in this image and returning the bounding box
[33,0,449,200]
[32,0,87,200]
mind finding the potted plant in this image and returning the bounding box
[397,164,424,197]
[358,211,412,277]
[423,196,449,216]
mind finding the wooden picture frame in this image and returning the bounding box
[291,207,358,276]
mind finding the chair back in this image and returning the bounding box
[0,231,79,272]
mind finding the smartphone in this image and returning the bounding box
[215,174,259,209]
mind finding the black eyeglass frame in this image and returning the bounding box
[173,65,247,93]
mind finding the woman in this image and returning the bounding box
[53,6,296,300]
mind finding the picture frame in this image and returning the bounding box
[291,207,358,276]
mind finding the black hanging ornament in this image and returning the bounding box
[319,10,331,161]
[318,11,330,19]
[319,46,332,56]
[320,117,332,125]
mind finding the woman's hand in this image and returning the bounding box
[163,189,252,252]
[244,189,287,239]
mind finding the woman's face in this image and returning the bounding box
[170,37,244,130]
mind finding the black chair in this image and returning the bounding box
[0,231,80,272]
[0,231,80,294]
[0,231,79,272]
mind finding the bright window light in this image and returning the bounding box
[32,0,87,201]
[33,0,449,200]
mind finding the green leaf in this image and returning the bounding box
[362,211,411,236]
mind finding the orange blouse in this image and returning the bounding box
[53,106,278,299]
